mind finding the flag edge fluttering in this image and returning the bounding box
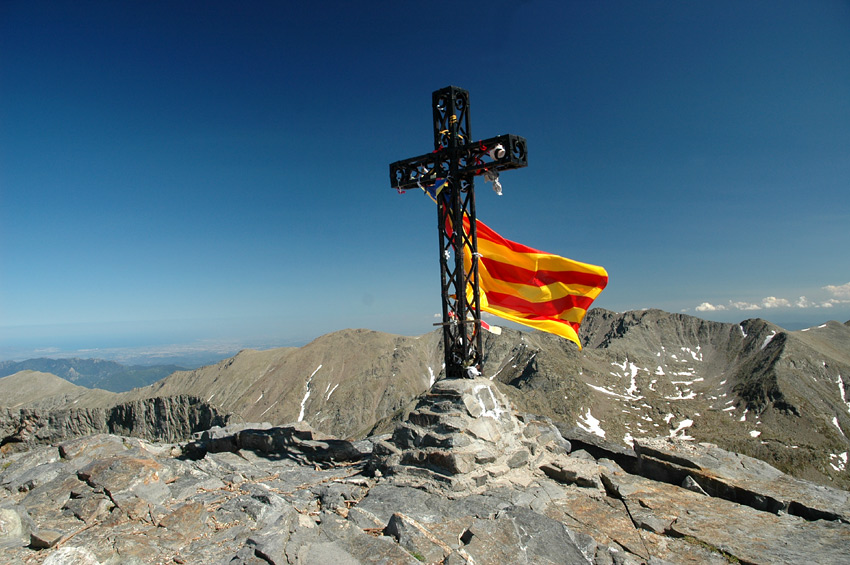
[463,217,608,350]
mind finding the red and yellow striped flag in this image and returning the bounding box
[461,217,608,349]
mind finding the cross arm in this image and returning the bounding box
[390,134,528,191]
[389,153,445,191]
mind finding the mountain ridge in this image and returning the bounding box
[2,308,849,491]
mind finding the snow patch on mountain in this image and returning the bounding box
[577,408,605,438]
[298,364,322,422]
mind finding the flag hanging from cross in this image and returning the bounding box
[391,87,608,377]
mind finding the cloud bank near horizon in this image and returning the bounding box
[691,282,850,313]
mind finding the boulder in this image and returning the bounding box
[0,506,27,548]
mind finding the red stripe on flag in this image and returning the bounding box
[480,257,608,289]
[485,291,595,318]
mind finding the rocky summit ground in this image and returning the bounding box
[1,378,848,565]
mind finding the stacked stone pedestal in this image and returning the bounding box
[371,378,570,493]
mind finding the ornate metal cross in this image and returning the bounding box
[390,86,527,379]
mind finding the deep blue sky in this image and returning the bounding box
[2,1,849,358]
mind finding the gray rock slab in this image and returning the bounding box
[385,511,457,563]
[62,493,114,524]
[283,514,324,564]
[635,438,850,522]
[167,471,226,501]
[76,455,173,522]
[313,481,368,512]
[181,521,254,563]
[158,500,210,539]
[541,456,603,489]
[42,546,101,565]
[457,506,595,564]
[520,414,573,454]
[57,434,128,466]
[544,489,648,560]
[681,474,708,496]
[105,527,172,563]
[217,488,290,526]
[602,463,850,564]
[352,483,502,527]
[0,446,63,492]
[6,461,68,495]
[21,472,87,518]
[245,510,298,564]
[198,450,274,480]
[558,425,638,462]
[636,530,731,565]
[346,506,386,530]
[315,511,422,565]
[672,505,850,564]
[78,455,168,494]
[300,541,362,565]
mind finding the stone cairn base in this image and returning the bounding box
[370,377,572,494]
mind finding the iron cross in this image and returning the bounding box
[390,86,528,379]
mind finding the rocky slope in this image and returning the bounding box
[1,394,228,449]
[1,379,848,564]
[2,309,848,492]
[123,329,444,439]
[571,310,850,489]
[445,309,849,490]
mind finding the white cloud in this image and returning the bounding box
[824,282,850,299]
[730,301,762,311]
[761,296,791,309]
[692,283,850,313]
[796,295,845,308]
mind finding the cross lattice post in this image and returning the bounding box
[390,86,527,379]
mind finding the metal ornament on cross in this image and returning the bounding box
[390,86,528,379]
